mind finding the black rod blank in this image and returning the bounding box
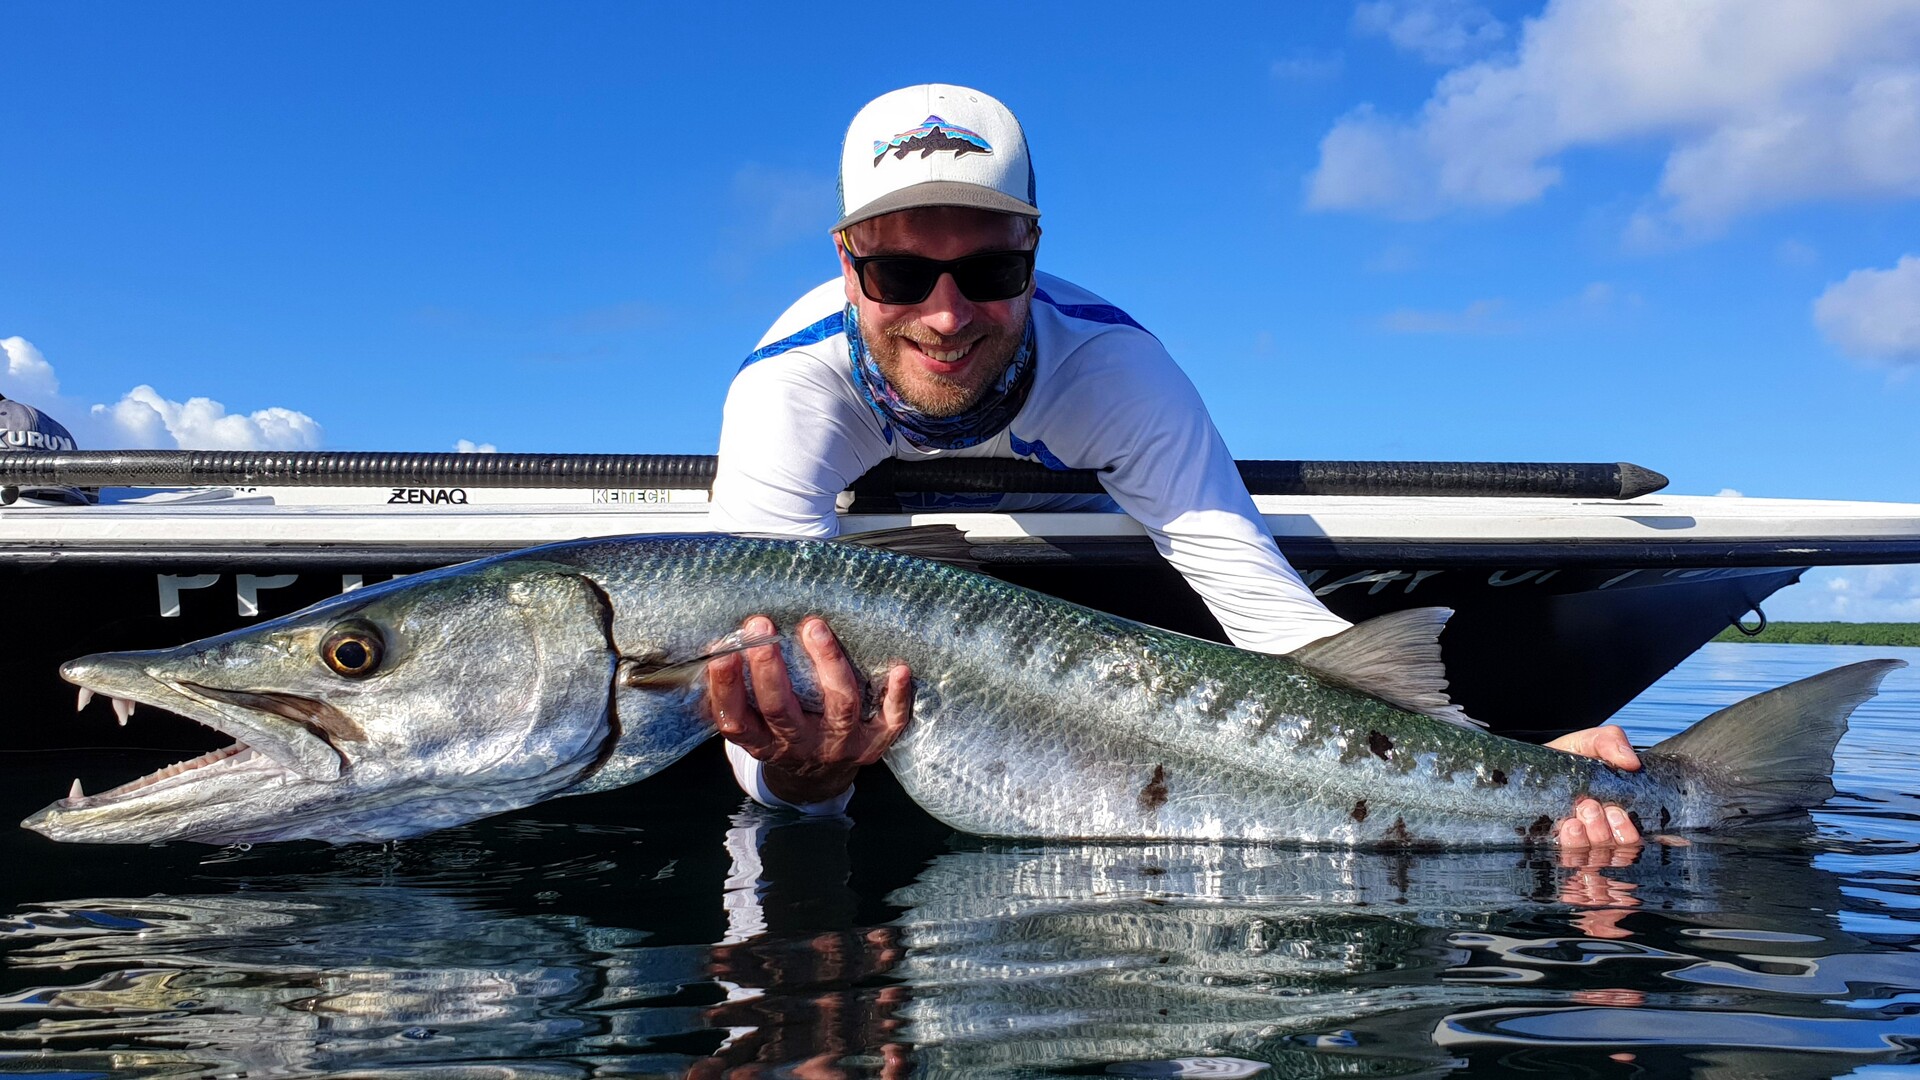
[0,451,1668,500]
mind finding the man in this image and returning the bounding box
[0,392,95,506]
[705,85,1640,849]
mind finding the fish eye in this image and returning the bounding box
[321,622,384,679]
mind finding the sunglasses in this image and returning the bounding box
[846,248,1037,305]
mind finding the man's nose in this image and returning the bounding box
[913,272,975,335]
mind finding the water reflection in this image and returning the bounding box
[4,813,1918,1079]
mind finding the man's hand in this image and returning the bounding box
[1545,724,1643,849]
[706,615,912,807]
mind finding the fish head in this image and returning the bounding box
[24,558,618,845]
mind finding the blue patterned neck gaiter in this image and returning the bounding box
[846,304,1037,450]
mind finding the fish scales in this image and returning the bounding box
[553,536,1672,844]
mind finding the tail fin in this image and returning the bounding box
[1646,659,1905,821]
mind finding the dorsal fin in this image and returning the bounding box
[1289,607,1483,729]
[836,524,981,569]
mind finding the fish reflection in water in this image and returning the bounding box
[0,882,710,1077]
[3,812,1919,1079]
[886,837,1920,1078]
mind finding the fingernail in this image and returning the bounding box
[1606,806,1631,840]
[806,620,831,645]
[749,616,773,636]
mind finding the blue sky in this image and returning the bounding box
[5,1,1919,617]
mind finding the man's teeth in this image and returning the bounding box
[77,688,138,727]
[921,343,970,363]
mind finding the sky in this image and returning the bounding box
[4,0,1919,619]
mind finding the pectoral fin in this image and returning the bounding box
[618,630,784,690]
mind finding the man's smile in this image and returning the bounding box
[902,336,980,372]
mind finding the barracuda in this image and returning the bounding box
[23,532,1904,846]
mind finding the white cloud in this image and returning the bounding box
[1767,564,1920,621]
[1715,488,1744,498]
[2,338,324,450]
[1377,297,1512,334]
[91,386,322,450]
[1354,0,1506,65]
[1813,254,1920,366]
[455,439,498,453]
[1,336,60,401]
[1309,0,1920,232]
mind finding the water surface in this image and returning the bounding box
[2,643,1917,1078]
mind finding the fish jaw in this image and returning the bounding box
[22,649,357,844]
[72,652,345,779]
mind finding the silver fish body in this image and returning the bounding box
[23,533,1904,845]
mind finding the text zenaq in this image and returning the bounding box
[388,488,469,505]
[1,430,77,450]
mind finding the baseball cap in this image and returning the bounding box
[833,84,1039,233]
[0,393,95,505]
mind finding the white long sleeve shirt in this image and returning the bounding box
[710,271,1352,812]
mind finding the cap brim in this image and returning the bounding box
[831,181,1040,233]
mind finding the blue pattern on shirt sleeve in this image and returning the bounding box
[1009,432,1072,471]
[739,311,846,370]
[1033,289,1155,339]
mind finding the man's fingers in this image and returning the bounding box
[1555,797,1643,851]
[1546,725,1642,772]
[707,652,775,756]
[1604,804,1640,845]
[802,617,865,749]
[855,663,914,767]
[741,616,806,733]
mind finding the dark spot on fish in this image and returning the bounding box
[1138,765,1169,813]
[1384,817,1412,846]
[1490,769,1508,787]
[1369,731,1394,760]
[1140,865,1165,877]
[1156,956,1170,965]
[1659,806,1672,830]
[1526,815,1554,839]
[1351,799,1369,823]
[1737,806,1748,816]
[1142,897,1166,906]
[1157,1008,1169,1016]
[1626,810,1645,834]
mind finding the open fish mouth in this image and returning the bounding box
[49,665,351,814]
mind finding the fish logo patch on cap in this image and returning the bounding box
[873,115,992,164]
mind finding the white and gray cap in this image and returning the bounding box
[0,393,94,505]
[832,84,1039,233]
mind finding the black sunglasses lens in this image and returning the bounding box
[950,253,1032,302]
[862,260,940,305]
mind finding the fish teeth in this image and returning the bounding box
[112,697,135,727]
[76,688,94,712]
[69,778,84,800]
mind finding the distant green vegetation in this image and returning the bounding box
[1712,622,1920,647]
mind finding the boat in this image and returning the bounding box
[2,451,1917,751]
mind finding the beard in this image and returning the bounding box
[865,317,1027,418]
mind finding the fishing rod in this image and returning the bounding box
[0,451,1668,501]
